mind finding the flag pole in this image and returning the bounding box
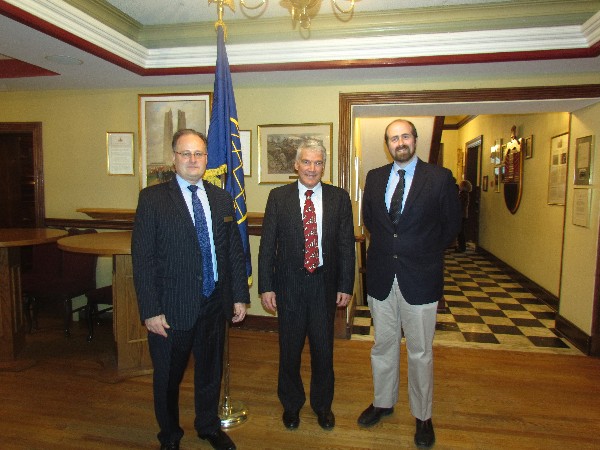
[208,0,250,428]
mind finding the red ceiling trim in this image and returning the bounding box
[2,0,600,78]
[0,59,58,78]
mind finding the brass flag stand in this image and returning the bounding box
[219,323,248,428]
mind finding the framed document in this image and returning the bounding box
[107,132,134,175]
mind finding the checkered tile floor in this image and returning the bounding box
[351,246,581,355]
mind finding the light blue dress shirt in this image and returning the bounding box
[176,174,218,282]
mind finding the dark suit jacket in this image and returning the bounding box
[132,177,250,330]
[362,159,461,304]
[258,182,355,315]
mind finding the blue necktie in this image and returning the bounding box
[188,185,215,297]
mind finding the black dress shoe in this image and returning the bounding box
[282,410,300,429]
[159,441,179,450]
[199,429,236,450]
[357,404,394,427]
[414,418,435,448]
[317,410,335,430]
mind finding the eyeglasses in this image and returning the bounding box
[174,151,207,160]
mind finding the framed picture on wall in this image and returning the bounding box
[240,130,252,176]
[574,135,593,186]
[547,132,569,205]
[482,175,488,192]
[257,123,333,184]
[139,93,211,188]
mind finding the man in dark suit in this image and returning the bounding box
[258,138,355,431]
[132,129,249,450]
[357,119,461,448]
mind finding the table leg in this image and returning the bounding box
[0,247,35,371]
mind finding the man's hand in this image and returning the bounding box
[145,314,170,337]
[232,303,247,323]
[261,291,277,312]
[336,292,352,308]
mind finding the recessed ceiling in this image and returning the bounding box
[0,0,599,121]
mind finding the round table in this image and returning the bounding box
[58,231,152,381]
[0,228,67,370]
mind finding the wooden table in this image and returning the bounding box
[58,231,153,381]
[0,228,68,370]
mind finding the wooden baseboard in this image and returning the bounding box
[476,246,559,311]
[555,314,593,356]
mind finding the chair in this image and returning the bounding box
[22,228,98,337]
[84,285,113,342]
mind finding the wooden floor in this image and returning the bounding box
[2,320,600,450]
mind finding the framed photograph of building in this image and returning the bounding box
[257,123,333,184]
[139,93,211,188]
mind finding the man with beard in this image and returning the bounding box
[357,119,461,448]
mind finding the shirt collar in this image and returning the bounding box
[177,174,205,191]
[297,181,322,196]
[393,156,418,177]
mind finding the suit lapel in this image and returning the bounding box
[401,159,427,217]
[373,164,394,226]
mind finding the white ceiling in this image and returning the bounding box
[1,0,600,114]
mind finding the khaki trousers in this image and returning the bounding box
[367,277,437,421]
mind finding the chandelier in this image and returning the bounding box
[210,0,356,30]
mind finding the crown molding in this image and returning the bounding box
[2,0,600,72]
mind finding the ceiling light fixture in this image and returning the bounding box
[44,55,83,66]
[209,0,355,31]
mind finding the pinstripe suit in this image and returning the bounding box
[132,176,249,443]
[258,181,355,414]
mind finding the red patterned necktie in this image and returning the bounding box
[303,189,319,272]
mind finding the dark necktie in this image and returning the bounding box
[389,169,406,226]
[188,185,215,297]
[303,189,319,272]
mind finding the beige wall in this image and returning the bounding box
[0,75,598,331]
[455,113,570,296]
[561,104,600,333]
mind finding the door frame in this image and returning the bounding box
[0,122,44,227]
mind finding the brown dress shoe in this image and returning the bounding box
[414,418,435,448]
[159,441,179,450]
[357,404,394,427]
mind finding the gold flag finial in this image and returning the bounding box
[208,0,235,38]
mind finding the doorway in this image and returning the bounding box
[0,122,45,228]
[464,135,482,248]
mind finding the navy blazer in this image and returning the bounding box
[258,182,355,315]
[362,159,461,304]
[132,177,250,330]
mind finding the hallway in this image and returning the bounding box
[351,246,582,355]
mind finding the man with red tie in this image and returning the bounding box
[258,138,355,431]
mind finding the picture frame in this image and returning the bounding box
[240,130,252,176]
[258,123,333,184]
[574,135,593,186]
[482,175,488,192]
[490,138,502,165]
[494,166,501,193]
[106,132,134,175]
[522,135,533,159]
[548,132,569,205]
[139,93,211,188]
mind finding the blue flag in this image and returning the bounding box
[206,25,252,284]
